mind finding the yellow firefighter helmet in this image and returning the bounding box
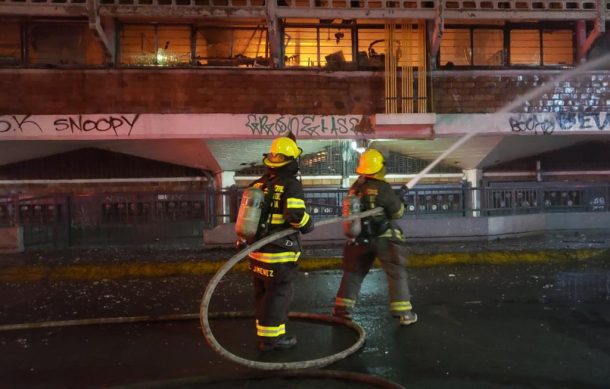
[356,148,385,175]
[263,137,303,168]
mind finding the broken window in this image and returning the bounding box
[357,28,385,68]
[473,29,504,66]
[120,24,191,66]
[0,22,21,66]
[440,28,472,66]
[28,22,105,66]
[284,24,353,69]
[441,28,503,66]
[195,26,269,67]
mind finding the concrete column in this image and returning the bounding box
[341,141,352,188]
[575,20,587,63]
[218,171,236,189]
[463,168,482,217]
[341,176,351,188]
[215,171,237,224]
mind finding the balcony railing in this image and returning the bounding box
[0,0,606,20]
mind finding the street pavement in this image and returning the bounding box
[0,231,610,388]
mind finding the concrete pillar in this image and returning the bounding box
[218,171,236,189]
[463,168,482,217]
[575,20,587,63]
[341,141,352,188]
[215,171,237,225]
[341,176,351,188]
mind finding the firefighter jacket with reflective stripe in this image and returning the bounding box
[248,162,313,264]
[350,176,405,239]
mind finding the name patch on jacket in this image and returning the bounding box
[251,265,274,278]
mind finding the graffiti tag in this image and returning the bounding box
[555,112,610,131]
[0,115,43,134]
[245,114,369,137]
[510,112,610,135]
[0,114,140,137]
[509,114,555,135]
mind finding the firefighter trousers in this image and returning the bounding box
[335,237,413,316]
[251,260,298,338]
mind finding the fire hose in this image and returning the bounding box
[199,207,384,371]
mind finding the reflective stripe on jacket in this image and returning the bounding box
[249,168,313,263]
[351,176,404,238]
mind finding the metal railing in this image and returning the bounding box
[0,0,605,20]
[481,184,610,215]
[2,183,609,248]
[0,191,219,248]
[302,184,610,219]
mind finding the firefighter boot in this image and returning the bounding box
[398,311,418,326]
[258,335,298,351]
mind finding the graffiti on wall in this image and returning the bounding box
[245,114,372,137]
[0,114,140,137]
[509,112,610,135]
[1,114,374,139]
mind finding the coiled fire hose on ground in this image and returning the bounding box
[199,207,384,371]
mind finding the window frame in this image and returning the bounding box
[194,24,270,68]
[438,22,576,70]
[0,19,24,67]
[118,22,195,67]
[281,21,358,69]
[280,21,425,70]
[0,19,109,69]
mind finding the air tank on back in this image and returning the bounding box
[342,193,362,239]
[235,187,264,242]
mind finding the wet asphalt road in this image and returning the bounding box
[1,255,610,388]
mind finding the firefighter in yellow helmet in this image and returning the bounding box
[247,135,314,351]
[333,148,417,325]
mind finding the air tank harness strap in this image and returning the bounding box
[254,174,276,242]
[352,179,376,239]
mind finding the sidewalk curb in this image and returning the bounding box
[1,248,606,283]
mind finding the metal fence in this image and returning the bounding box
[481,184,610,215]
[303,185,468,220]
[2,183,609,248]
[272,183,610,220]
[0,191,219,248]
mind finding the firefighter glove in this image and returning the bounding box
[300,218,315,234]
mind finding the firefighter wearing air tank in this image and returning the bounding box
[236,136,314,351]
[333,148,418,326]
